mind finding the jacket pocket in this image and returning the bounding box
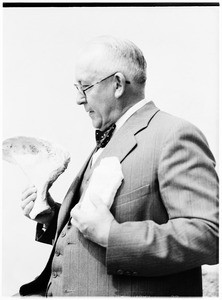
[114,184,150,207]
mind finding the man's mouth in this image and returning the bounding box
[89,110,94,117]
[85,107,93,113]
[84,106,95,117]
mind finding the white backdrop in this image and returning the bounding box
[2,6,219,296]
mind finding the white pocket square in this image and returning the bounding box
[80,156,124,213]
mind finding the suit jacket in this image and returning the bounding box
[20,101,219,296]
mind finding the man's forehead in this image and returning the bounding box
[75,60,98,83]
[75,45,108,81]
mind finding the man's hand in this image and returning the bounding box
[21,185,55,226]
[70,196,115,247]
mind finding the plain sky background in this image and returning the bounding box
[2,5,219,296]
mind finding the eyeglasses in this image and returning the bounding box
[74,72,130,98]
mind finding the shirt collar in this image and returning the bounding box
[115,99,150,132]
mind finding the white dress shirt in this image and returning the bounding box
[91,99,149,166]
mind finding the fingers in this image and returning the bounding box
[22,200,35,217]
[70,199,113,247]
[70,203,81,220]
[21,185,37,218]
[21,185,37,201]
[70,217,79,228]
[21,191,37,210]
[70,203,83,228]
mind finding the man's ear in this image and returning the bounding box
[114,72,127,98]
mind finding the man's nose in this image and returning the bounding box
[76,95,87,105]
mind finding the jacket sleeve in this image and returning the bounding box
[35,202,61,245]
[106,121,219,277]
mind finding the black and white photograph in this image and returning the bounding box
[2,1,220,297]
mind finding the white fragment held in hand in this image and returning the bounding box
[2,136,71,219]
[80,157,124,213]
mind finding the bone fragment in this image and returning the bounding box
[2,136,71,219]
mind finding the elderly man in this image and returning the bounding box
[20,36,218,297]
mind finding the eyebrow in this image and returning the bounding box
[78,78,90,83]
[78,81,90,87]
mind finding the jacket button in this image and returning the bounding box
[116,269,124,275]
[55,251,60,256]
[52,272,58,278]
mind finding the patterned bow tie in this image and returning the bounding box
[95,123,116,149]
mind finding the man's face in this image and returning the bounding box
[74,49,117,131]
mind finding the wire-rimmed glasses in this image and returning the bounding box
[74,72,130,98]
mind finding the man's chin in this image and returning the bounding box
[91,120,102,131]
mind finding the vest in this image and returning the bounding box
[46,153,112,296]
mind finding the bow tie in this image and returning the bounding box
[95,124,116,149]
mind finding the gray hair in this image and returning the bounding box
[88,35,147,85]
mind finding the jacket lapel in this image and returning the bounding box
[56,147,96,236]
[92,101,160,169]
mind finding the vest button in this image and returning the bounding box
[125,270,132,276]
[52,272,58,278]
[55,251,60,256]
[61,231,66,237]
[116,269,124,275]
